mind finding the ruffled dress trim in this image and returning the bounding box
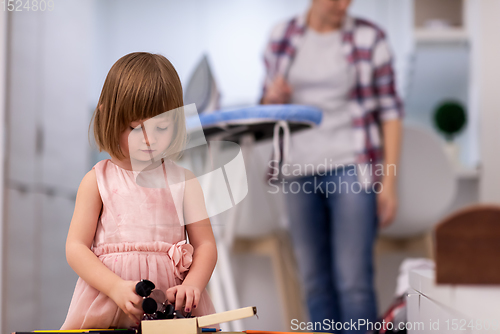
[93,240,194,281]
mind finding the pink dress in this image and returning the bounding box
[61,159,217,329]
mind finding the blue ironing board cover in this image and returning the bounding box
[196,104,322,128]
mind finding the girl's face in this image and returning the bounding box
[119,112,175,165]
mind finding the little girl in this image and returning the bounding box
[61,52,218,329]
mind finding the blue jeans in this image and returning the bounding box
[284,166,378,334]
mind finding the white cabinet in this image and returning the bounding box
[4,3,92,333]
[407,269,500,334]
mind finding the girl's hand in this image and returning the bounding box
[166,284,201,313]
[108,280,144,324]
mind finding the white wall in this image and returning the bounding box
[469,0,500,202]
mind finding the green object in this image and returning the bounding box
[433,101,467,141]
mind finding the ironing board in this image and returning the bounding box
[196,104,322,142]
[188,104,322,331]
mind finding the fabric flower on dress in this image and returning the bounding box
[167,240,194,280]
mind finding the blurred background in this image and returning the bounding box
[1,0,500,333]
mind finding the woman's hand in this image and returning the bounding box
[166,284,201,313]
[378,120,402,228]
[377,182,398,228]
[262,76,292,104]
[108,280,144,325]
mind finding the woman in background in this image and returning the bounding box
[261,0,403,333]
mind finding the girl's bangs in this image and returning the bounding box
[126,74,171,123]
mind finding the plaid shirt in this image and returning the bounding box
[262,14,404,182]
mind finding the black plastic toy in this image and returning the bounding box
[135,279,192,320]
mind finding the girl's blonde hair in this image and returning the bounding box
[91,52,186,160]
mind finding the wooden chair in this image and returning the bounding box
[435,204,500,284]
